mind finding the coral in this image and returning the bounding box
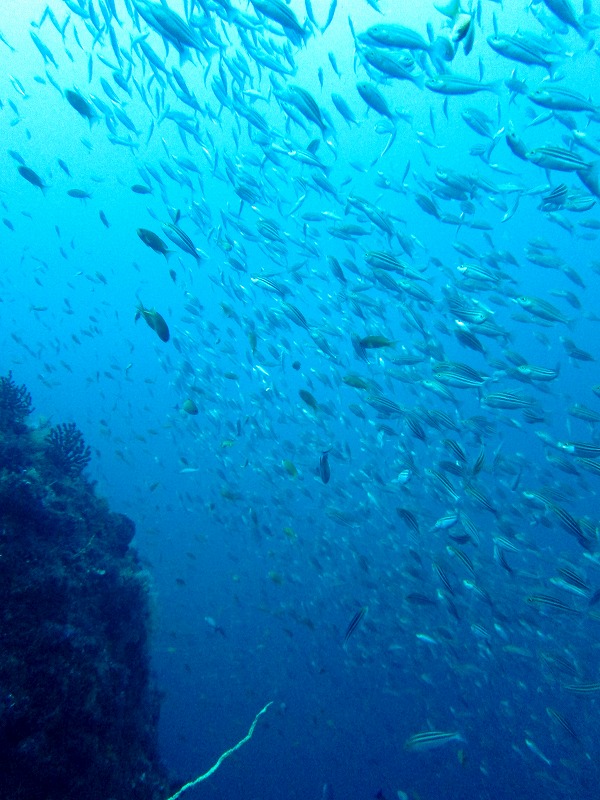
[0,371,33,433]
[45,421,92,476]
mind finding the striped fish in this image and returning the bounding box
[447,545,475,576]
[541,652,579,678]
[526,145,590,172]
[482,390,535,409]
[433,361,488,389]
[494,546,513,574]
[162,222,203,263]
[343,605,367,647]
[527,594,580,614]
[250,275,288,297]
[433,561,455,596]
[575,457,600,476]
[446,296,489,324]
[563,682,600,693]
[546,707,580,742]
[568,404,600,423]
[425,469,460,502]
[548,503,588,547]
[405,730,464,751]
[464,482,497,515]
[366,393,405,417]
[455,326,486,355]
[364,249,406,272]
[556,566,590,594]
[431,513,459,531]
[516,363,560,381]
[559,440,600,458]
[396,507,420,537]
[443,438,467,463]
[471,623,490,640]
[493,535,520,552]
[460,513,480,545]
[326,507,360,528]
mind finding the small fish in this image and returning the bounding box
[205,616,227,637]
[525,145,590,172]
[342,374,372,390]
[363,23,430,51]
[328,51,341,76]
[516,364,560,382]
[405,730,464,751]
[0,28,15,51]
[282,302,311,331]
[546,707,580,742]
[182,399,198,415]
[65,89,97,123]
[487,34,562,75]
[528,85,597,113]
[525,738,551,766]
[564,682,600,693]
[356,81,395,120]
[541,0,586,36]
[527,594,580,614]
[343,605,367,646]
[319,450,331,484]
[162,222,204,263]
[361,48,425,89]
[250,0,310,43]
[17,165,48,193]
[250,276,288,297]
[322,0,337,32]
[299,389,318,411]
[282,459,298,477]
[321,784,334,800]
[8,149,26,166]
[135,302,170,342]
[137,228,172,259]
[359,335,396,349]
[30,30,57,66]
[481,391,535,410]
[425,75,501,95]
[514,296,571,325]
[331,92,357,125]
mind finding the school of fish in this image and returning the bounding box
[3,0,600,797]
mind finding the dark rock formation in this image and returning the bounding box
[0,374,168,800]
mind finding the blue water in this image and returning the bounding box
[2,0,600,798]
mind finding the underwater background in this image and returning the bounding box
[2,0,600,798]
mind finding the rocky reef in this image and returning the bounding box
[0,373,168,800]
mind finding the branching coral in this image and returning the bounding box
[0,371,33,433]
[45,422,92,476]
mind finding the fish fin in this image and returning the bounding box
[434,0,461,18]
[413,71,426,91]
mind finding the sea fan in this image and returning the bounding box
[0,371,33,433]
[45,422,91,476]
